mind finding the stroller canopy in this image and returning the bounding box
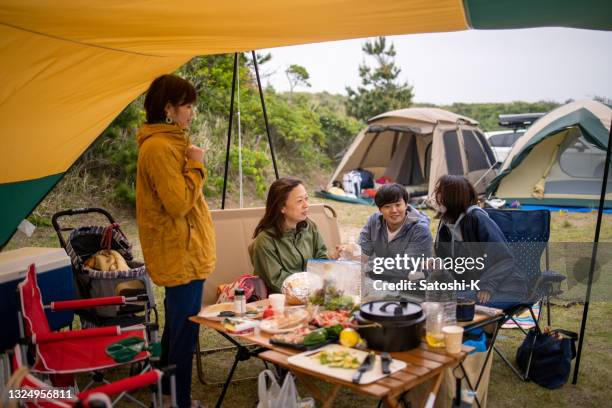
[329,108,497,196]
[1,1,612,246]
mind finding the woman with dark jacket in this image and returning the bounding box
[433,176,526,308]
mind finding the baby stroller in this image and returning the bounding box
[52,208,158,329]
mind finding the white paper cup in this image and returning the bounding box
[269,294,286,313]
[442,325,464,354]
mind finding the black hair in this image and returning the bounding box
[374,183,410,208]
[433,175,478,223]
[254,177,305,239]
[143,74,197,124]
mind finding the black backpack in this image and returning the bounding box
[516,328,578,389]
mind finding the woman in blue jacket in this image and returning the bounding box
[433,176,526,309]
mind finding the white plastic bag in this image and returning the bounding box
[257,369,299,408]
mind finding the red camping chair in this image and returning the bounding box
[9,345,176,408]
[17,263,153,401]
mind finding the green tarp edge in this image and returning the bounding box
[465,0,612,30]
[487,108,610,196]
[0,174,64,248]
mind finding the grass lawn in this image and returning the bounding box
[5,197,611,407]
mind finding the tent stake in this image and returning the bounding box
[572,118,612,384]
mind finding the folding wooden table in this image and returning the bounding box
[190,316,496,408]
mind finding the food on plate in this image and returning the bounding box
[308,283,354,311]
[271,324,344,349]
[270,327,313,346]
[339,328,361,348]
[262,305,276,319]
[311,309,353,328]
[222,318,258,335]
[312,350,361,369]
[260,307,310,333]
[282,272,322,305]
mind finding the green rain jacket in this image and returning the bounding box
[250,219,328,293]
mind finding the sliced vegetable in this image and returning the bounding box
[312,350,361,369]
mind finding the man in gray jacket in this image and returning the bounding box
[359,183,433,285]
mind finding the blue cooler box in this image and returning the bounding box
[0,247,75,352]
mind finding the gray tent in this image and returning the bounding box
[329,108,497,196]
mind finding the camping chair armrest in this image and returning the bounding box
[33,326,121,344]
[77,369,162,402]
[49,296,127,311]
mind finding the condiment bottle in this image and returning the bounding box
[234,288,246,315]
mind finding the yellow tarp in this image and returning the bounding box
[0,0,467,183]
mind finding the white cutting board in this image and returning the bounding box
[287,344,406,385]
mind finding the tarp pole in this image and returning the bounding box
[251,51,279,180]
[221,53,239,209]
[572,119,612,384]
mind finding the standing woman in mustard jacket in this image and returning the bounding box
[136,74,216,408]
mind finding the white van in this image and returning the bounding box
[485,129,525,163]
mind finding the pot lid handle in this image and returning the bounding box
[380,301,405,315]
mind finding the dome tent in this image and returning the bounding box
[328,108,497,197]
[487,100,612,208]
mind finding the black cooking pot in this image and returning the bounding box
[355,300,425,352]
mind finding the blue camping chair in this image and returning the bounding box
[485,208,566,380]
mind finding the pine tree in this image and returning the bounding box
[346,37,414,121]
[285,64,311,93]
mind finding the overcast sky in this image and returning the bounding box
[261,28,612,105]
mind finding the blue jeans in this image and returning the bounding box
[161,279,204,408]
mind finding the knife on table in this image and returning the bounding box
[352,352,376,384]
[380,352,392,375]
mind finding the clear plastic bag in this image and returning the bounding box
[306,259,361,302]
[257,370,299,408]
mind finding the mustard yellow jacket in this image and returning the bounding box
[135,123,216,287]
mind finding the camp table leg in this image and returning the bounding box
[195,327,263,386]
[420,372,444,408]
[475,317,501,390]
[460,313,504,406]
[382,393,401,408]
[458,362,481,408]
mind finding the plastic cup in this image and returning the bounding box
[269,294,286,313]
[424,302,445,348]
[442,325,464,354]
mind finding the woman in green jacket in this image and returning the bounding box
[251,177,329,292]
